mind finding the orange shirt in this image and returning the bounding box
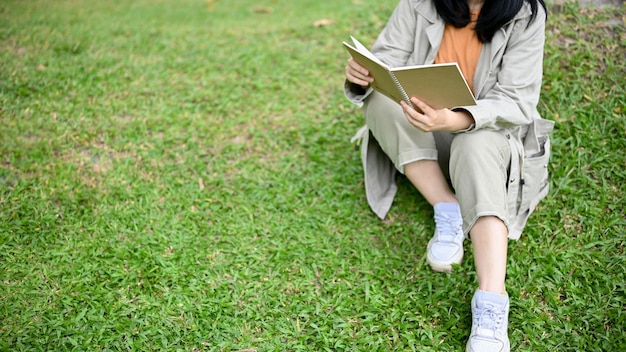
[435,9,483,94]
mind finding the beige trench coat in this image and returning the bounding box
[345,0,554,239]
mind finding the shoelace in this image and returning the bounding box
[474,302,505,338]
[434,212,462,242]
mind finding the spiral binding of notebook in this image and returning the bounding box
[389,72,413,109]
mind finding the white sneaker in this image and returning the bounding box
[466,290,510,352]
[426,202,464,272]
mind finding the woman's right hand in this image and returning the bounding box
[345,58,373,88]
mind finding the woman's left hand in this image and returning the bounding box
[401,96,474,132]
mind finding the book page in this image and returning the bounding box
[349,36,386,67]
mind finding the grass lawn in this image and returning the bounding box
[1,0,625,350]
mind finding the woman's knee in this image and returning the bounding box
[449,130,511,190]
[451,130,509,166]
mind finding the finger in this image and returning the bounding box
[402,101,435,132]
[401,100,424,119]
[346,68,372,87]
[410,97,433,115]
[346,70,373,88]
[348,58,370,77]
[401,101,426,126]
[348,61,374,86]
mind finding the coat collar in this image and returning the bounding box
[414,0,439,24]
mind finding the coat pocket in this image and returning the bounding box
[518,119,554,214]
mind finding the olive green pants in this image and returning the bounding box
[363,91,512,235]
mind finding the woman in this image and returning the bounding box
[344,0,553,350]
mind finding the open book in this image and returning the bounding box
[343,36,476,111]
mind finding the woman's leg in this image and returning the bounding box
[404,161,457,206]
[404,128,458,205]
[363,91,440,173]
[449,130,512,352]
[470,216,508,293]
[364,92,460,205]
[364,92,463,271]
[449,130,511,290]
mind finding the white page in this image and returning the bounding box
[349,36,387,68]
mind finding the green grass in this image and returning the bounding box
[1,0,625,350]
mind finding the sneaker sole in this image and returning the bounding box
[426,254,463,272]
[426,239,463,272]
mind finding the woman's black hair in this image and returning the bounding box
[434,0,547,43]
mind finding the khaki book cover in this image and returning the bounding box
[343,36,477,111]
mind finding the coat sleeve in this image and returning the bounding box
[462,7,547,131]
